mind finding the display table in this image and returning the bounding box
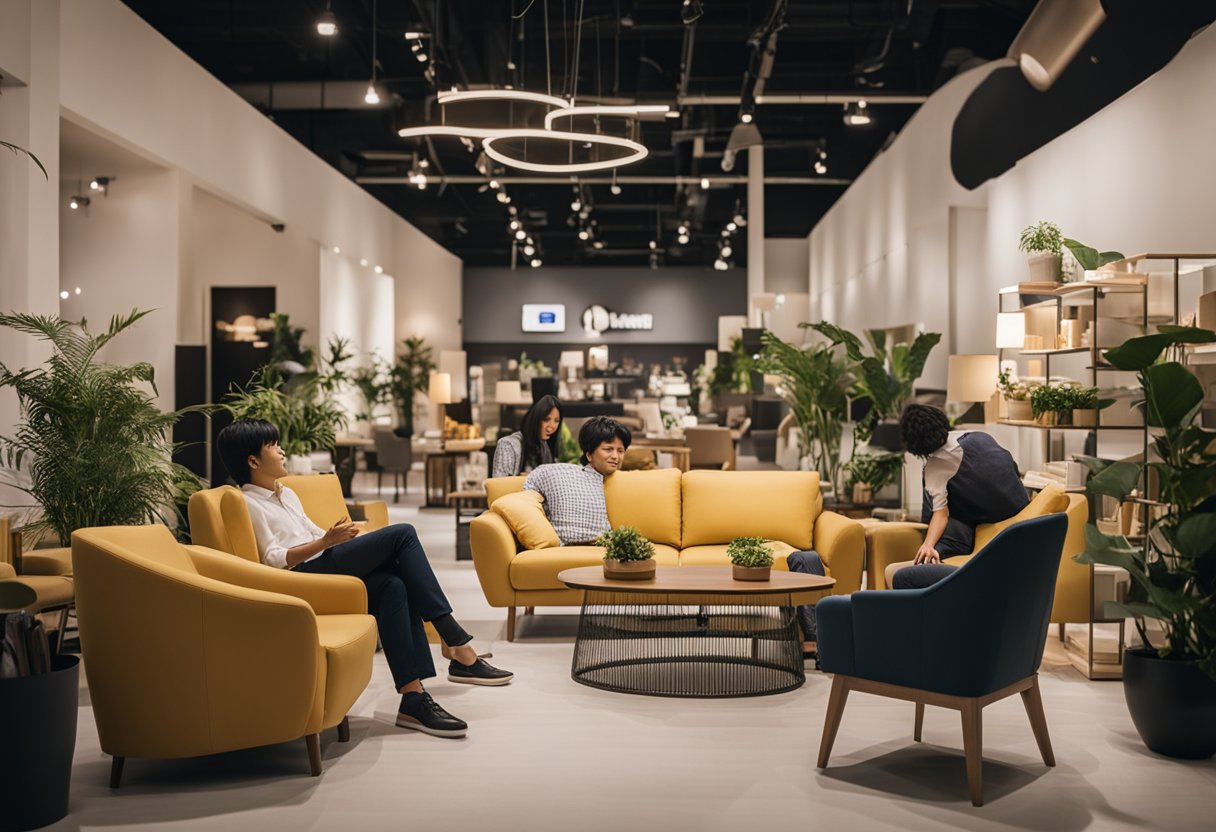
[558,566,834,698]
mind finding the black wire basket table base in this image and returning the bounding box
[570,593,805,698]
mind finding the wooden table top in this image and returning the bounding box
[558,565,835,595]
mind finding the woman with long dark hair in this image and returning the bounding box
[493,394,563,477]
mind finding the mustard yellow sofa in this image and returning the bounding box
[864,484,1090,625]
[71,524,377,786]
[470,468,865,640]
[188,473,389,562]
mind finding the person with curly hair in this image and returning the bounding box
[885,404,1028,589]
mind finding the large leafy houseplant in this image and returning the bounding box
[1078,325,1216,681]
[709,336,756,397]
[390,336,436,437]
[806,322,941,444]
[222,366,346,458]
[757,331,852,491]
[0,311,201,545]
[350,355,392,423]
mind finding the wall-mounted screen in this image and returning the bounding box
[521,304,566,333]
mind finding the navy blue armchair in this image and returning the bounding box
[815,513,1067,806]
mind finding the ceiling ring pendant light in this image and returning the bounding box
[397,92,666,174]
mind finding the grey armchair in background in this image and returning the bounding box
[373,427,412,503]
[684,426,735,470]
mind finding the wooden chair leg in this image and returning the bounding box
[377,470,383,495]
[1020,676,1056,767]
[960,699,984,807]
[914,702,925,742]
[306,733,322,776]
[109,756,125,789]
[816,675,851,768]
[394,472,401,504]
[1058,622,1065,641]
[337,716,351,743]
[506,607,517,642]
[525,606,535,616]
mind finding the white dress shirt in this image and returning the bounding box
[923,430,967,512]
[241,483,325,569]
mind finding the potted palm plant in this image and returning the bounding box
[222,367,347,474]
[757,332,852,493]
[1079,325,1216,759]
[596,526,656,580]
[727,536,774,581]
[0,310,202,545]
[1019,221,1064,283]
[390,336,436,438]
[803,322,941,449]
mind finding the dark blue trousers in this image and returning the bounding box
[294,524,458,689]
[787,549,825,641]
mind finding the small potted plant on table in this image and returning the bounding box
[727,536,775,581]
[596,526,657,580]
[1019,220,1064,283]
[1069,386,1112,427]
[1031,383,1073,426]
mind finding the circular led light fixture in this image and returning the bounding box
[398,90,667,174]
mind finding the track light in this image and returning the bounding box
[678,234,690,245]
[733,213,746,227]
[496,191,510,204]
[509,220,521,231]
[843,100,872,126]
[649,240,658,251]
[530,258,542,268]
[489,179,500,190]
[814,160,827,174]
[89,176,112,192]
[360,259,369,267]
[578,229,590,241]
[721,244,733,258]
[332,246,341,254]
[364,83,381,105]
[374,265,384,274]
[571,199,582,211]
[411,40,428,62]
[68,195,90,210]
[713,258,728,271]
[592,240,605,250]
[726,221,737,232]
[700,177,710,190]
[610,183,622,195]
[681,0,705,25]
[59,290,69,300]
[316,3,337,36]
[523,244,535,256]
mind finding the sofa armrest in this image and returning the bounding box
[351,500,389,532]
[184,545,367,615]
[813,511,865,595]
[865,523,928,590]
[469,512,519,607]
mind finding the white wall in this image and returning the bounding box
[320,248,395,419]
[59,169,187,398]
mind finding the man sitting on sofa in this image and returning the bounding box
[886,404,1029,589]
[523,415,630,545]
[216,419,513,740]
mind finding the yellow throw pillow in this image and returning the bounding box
[491,490,561,550]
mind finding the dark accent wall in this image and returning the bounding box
[462,266,747,346]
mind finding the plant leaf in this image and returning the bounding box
[1104,328,1216,371]
[1143,362,1205,428]
[1063,238,1101,271]
[1174,513,1216,558]
[1085,460,1141,500]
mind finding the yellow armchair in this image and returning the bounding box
[188,474,389,563]
[864,486,1090,625]
[71,525,376,786]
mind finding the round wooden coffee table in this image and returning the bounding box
[558,566,835,698]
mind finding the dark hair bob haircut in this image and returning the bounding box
[577,416,632,463]
[216,419,280,485]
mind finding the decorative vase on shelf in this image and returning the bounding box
[1026,252,1063,283]
[1073,409,1098,427]
[1006,399,1033,422]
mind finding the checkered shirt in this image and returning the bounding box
[524,463,610,545]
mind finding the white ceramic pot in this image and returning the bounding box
[286,454,313,475]
[1027,252,1062,283]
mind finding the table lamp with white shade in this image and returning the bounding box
[946,354,999,424]
[429,372,452,432]
[494,379,525,433]
[995,312,1026,350]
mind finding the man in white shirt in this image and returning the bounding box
[217,419,512,739]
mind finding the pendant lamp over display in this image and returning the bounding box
[397,1,670,173]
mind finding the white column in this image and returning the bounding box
[747,147,765,326]
[0,0,61,434]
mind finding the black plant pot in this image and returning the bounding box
[0,655,80,831]
[1123,648,1216,760]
